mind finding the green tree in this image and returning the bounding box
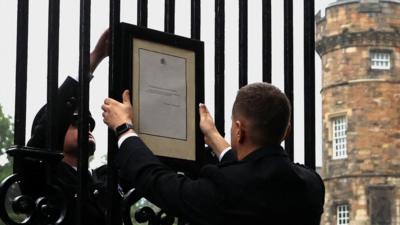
[0,105,13,151]
[0,104,13,180]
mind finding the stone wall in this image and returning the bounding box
[323,177,400,225]
[316,1,400,41]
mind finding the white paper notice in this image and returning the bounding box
[139,49,187,140]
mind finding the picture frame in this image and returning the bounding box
[116,23,205,173]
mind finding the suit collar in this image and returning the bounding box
[241,144,288,162]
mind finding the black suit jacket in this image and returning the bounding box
[54,162,109,225]
[116,137,325,225]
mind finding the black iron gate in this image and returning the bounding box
[1,0,316,224]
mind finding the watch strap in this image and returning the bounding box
[115,123,133,138]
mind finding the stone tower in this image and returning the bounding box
[316,0,400,224]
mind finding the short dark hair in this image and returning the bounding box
[232,82,291,145]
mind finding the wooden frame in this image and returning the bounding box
[116,23,205,173]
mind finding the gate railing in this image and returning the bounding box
[1,0,316,224]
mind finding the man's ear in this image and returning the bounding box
[281,122,292,141]
[235,120,246,144]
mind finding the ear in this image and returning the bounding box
[281,122,292,141]
[235,120,246,144]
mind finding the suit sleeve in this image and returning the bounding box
[220,149,237,163]
[115,137,224,224]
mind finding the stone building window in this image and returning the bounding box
[332,116,347,159]
[337,204,350,225]
[370,51,391,70]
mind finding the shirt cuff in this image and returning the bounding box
[71,75,78,82]
[218,147,231,162]
[118,132,138,148]
[70,74,94,82]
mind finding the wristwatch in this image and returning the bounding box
[115,123,133,138]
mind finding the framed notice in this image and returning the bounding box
[116,23,205,172]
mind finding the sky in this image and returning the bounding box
[0,0,334,168]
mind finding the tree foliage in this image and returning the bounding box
[0,104,13,180]
[0,105,13,152]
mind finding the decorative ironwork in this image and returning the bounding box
[121,189,174,225]
[0,147,66,225]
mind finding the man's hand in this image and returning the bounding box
[90,29,110,74]
[199,103,219,136]
[102,90,133,131]
[199,103,230,157]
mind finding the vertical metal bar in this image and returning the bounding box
[262,0,272,83]
[304,0,316,170]
[284,0,294,161]
[215,0,225,137]
[108,0,120,225]
[137,0,148,27]
[77,0,91,224]
[238,0,248,88]
[191,0,201,40]
[14,0,29,146]
[46,0,60,151]
[164,0,175,33]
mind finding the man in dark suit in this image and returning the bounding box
[27,30,116,225]
[102,82,325,225]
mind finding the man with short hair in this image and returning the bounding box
[102,82,325,225]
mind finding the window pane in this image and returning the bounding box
[332,116,347,160]
[337,204,350,225]
[371,52,391,70]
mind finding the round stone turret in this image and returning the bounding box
[316,0,400,224]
